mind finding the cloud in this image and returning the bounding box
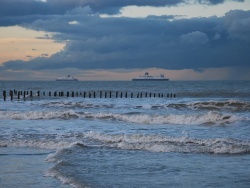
[225,10,250,41]
[180,31,209,45]
[0,1,249,72]
[197,0,225,4]
[0,0,184,19]
[197,0,244,4]
[0,0,245,21]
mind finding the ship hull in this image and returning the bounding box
[132,78,169,81]
[56,79,78,81]
[132,72,169,81]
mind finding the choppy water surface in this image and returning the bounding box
[1,81,250,188]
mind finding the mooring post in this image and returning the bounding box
[105,92,107,98]
[37,91,40,97]
[83,92,86,98]
[72,91,74,97]
[125,92,127,98]
[30,91,33,97]
[140,92,142,98]
[120,92,123,98]
[131,92,133,98]
[93,92,96,98]
[100,91,102,98]
[170,93,172,98]
[110,91,112,98]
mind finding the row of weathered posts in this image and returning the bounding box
[3,90,176,101]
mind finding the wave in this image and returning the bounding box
[83,131,250,154]
[45,159,90,188]
[166,100,250,112]
[0,110,245,125]
[41,100,250,112]
[2,132,250,155]
[0,110,80,120]
[42,101,115,109]
[0,139,73,150]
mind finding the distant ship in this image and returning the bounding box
[132,72,169,81]
[56,75,78,81]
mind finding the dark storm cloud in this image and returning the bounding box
[0,0,249,71]
[0,0,184,18]
[197,0,244,4]
[1,7,250,71]
[0,0,185,26]
[0,0,244,20]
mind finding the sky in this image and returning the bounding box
[0,0,250,81]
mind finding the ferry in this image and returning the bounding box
[56,75,78,81]
[132,72,169,81]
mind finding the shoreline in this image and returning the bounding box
[0,147,70,188]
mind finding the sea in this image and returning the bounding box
[0,80,250,188]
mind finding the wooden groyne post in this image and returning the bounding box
[3,89,176,101]
[3,90,6,101]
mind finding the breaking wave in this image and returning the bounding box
[41,100,250,112]
[42,101,115,109]
[0,110,245,125]
[1,132,250,155]
[83,131,250,154]
[0,139,73,150]
[166,100,250,112]
[0,110,79,120]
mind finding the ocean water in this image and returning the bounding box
[0,81,250,188]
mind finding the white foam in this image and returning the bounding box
[87,111,241,125]
[188,100,250,111]
[83,131,250,154]
[1,131,250,154]
[0,140,72,150]
[0,110,79,120]
[0,109,244,125]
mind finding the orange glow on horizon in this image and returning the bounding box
[0,38,65,64]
